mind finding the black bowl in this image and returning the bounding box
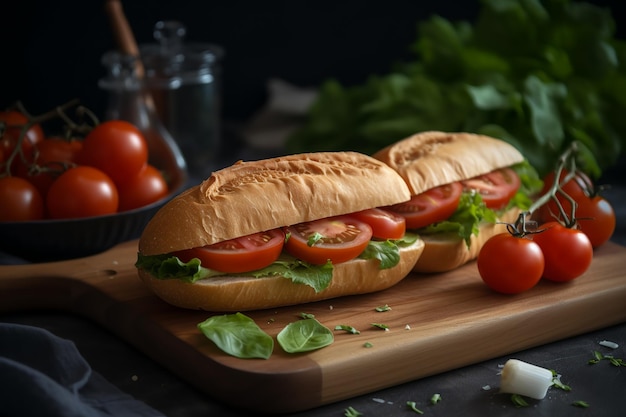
[0,182,186,263]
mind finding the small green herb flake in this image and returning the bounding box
[511,394,530,408]
[430,393,442,405]
[363,342,373,348]
[550,370,571,391]
[371,323,389,331]
[299,312,315,319]
[572,400,590,408]
[588,350,625,366]
[375,304,392,312]
[344,406,363,416]
[335,324,360,334]
[307,232,324,246]
[406,401,424,414]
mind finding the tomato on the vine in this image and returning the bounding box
[387,182,463,229]
[538,170,590,220]
[174,229,285,273]
[117,164,169,212]
[350,208,406,240]
[78,120,148,185]
[538,169,616,247]
[284,215,373,265]
[477,233,544,294]
[14,137,84,198]
[575,196,615,248]
[46,166,119,219]
[462,168,521,209]
[0,176,44,221]
[0,111,45,164]
[532,221,593,282]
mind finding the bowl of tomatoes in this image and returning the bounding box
[0,105,188,263]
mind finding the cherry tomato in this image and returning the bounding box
[532,222,593,282]
[540,169,591,204]
[78,120,148,186]
[477,233,544,294]
[462,168,521,209]
[15,137,84,198]
[0,176,44,221]
[538,170,590,220]
[46,166,119,219]
[174,229,285,273]
[350,208,406,240]
[387,182,463,229]
[0,111,45,165]
[538,170,615,248]
[575,196,615,248]
[117,165,169,212]
[284,215,373,265]
[34,137,83,167]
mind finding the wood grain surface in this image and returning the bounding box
[1,240,625,413]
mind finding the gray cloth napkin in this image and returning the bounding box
[0,323,164,417]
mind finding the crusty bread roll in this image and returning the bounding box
[372,131,526,273]
[137,151,425,311]
[139,151,412,256]
[372,131,525,195]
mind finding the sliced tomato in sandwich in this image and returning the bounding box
[284,215,373,265]
[173,228,285,273]
[462,168,521,209]
[386,182,463,230]
[350,208,406,240]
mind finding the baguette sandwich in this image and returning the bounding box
[373,131,540,273]
[135,152,425,311]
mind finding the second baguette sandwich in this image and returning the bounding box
[373,131,538,273]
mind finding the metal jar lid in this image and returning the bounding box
[140,21,223,89]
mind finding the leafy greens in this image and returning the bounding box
[286,0,626,178]
[135,233,419,292]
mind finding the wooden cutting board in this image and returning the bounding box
[1,240,625,413]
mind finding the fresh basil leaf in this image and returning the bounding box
[359,240,399,269]
[135,253,212,283]
[136,253,334,293]
[252,259,333,293]
[277,318,334,353]
[420,191,494,247]
[197,313,274,359]
[358,233,419,269]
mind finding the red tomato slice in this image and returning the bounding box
[284,216,373,265]
[462,168,520,209]
[386,182,463,230]
[350,208,406,240]
[174,229,285,273]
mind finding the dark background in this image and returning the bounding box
[2,0,624,126]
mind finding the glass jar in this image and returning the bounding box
[99,51,188,189]
[140,21,223,181]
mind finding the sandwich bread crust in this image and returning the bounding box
[139,152,412,256]
[372,131,525,195]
